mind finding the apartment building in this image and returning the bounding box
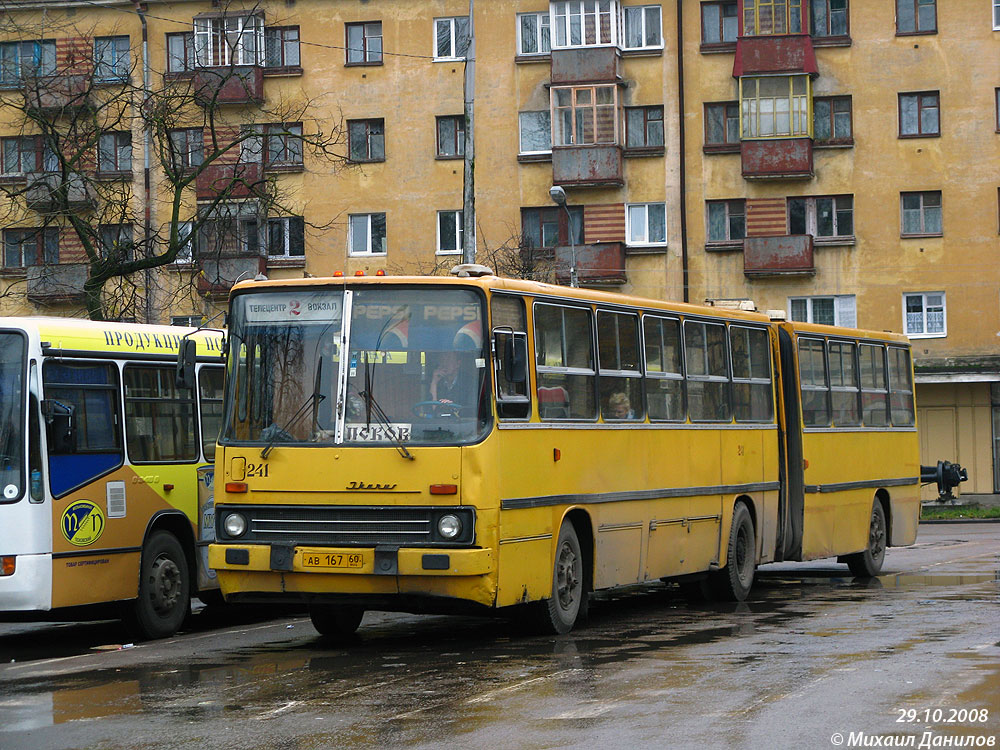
[0,0,997,492]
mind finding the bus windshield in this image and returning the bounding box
[223,287,490,447]
[0,332,25,503]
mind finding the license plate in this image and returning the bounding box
[301,552,364,569]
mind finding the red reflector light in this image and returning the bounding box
[333,271,344,277]
[1,556,14,577]
[375,269,386,276]
[226,482,248,493]
[429,484,458,495]
[354,270,365,276]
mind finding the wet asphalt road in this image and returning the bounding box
[0,522,997,750]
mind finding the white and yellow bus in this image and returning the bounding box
[0,318,224,639]
[205,270,920,636]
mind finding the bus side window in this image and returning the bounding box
[731,326,773,422]
[887,346,914,427]
[124,365,198,463]
[685,320,731,422]
[798,337,830,427]
[859,344,888,427]
[43,361,124,497]
[643,315,685,421]
[534,303,596,420]
[828,340,860,426]
[199,366,225,459]
[491,295,530,420]
[597,311,642,421]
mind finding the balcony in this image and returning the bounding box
[552,145,623,187]
[24,172,94,214]
[195,162,264,200]
[733,35,818,77]
[197,255,266,295]
[741,138,813,180]
[554,242,626,286]
[26,263,88,303]
[743,234,814,277]
[22,75,91,116]
[193,66,264,106]
[550,47,621,85]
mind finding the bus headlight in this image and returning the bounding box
[437,514,462,539]
[224,513,247,538]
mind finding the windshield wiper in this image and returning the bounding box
[359,387,414,461]
[260,358,325,459]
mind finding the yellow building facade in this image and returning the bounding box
[0,0,997,493]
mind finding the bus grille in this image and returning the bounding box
[217,505,475,546]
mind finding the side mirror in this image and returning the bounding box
[41,399,76,453]
[502,334,528,385]
[176,337,197,390]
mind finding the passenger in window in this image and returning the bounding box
[607,392,634,420]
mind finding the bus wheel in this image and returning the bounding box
[127,531,190,640]
[712,502,756,602]
[309,604,364,640]
[845,501,887,578]
[532,522,585,634]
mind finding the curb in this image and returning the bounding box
[920,518,1000,524]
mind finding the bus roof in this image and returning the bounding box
[0,317,224,358]
[781,320,910,346]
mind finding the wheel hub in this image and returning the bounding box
[556,542,579,610]
[149,555,181,616]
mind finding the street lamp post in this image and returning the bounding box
[548,185,577,288]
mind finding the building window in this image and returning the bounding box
[743,0,804,35]
[552,85,619,146]
[434,17,470,61]
[900,191,942,236]
[1,136,56,175]
[267,216,305,258]
[171,315,202,327]
[810,0,849,37]
[517,12,551,55]
[626,203,666,246]
[519,111,552,154]
[193,16,263,67]
[436,116,465,158]
[625,106,664,150]
[0,40,56,86]
[437,210,463,255]
[896,0,936,34]
[98,224,134,260]
[197,204,260,258]
[347,119,385,162]
[349,213,387,256]
[899,92,939,137]
[704,101,740,150]
[903,292,945,337]
[789,295,856,327]
[788,195,854,240]
[996,88,1000,132]
[813,96,852,145]
[623,5,662,50]
[551,0,621,49]
[3,228,58,268]
[98,132,132,174]
[346,22,382,65]
[701,2,739,47]
[172,222,194,264]
[521,206,583,251]
[264,27,300,69]
[263,123,303,167]
[167,129,203,170]
[995,0,1000,30]
[166,32,194,74]
[94,36,130,81]
[706,199,746,243]
[740,76,811,139]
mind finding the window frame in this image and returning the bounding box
[812,95,853,146]
[597,310,643,422]
[533,301,598,422]
[97,132,132,175]
[167,128,204,171]
[810,0,851,41]
[166,31,195,75]
[193,15,264,68]
[520,205,583,253]
[0,40,56,87]
[436,210,464,256]
[98,224,134,261]
[704,101,740,152]
[625,202,667,248]
[898,91,940,138]
[684,319,731,423]
[624,105,664,152]
[93,35,131,82]
[516,12,551,57]
[700,1,739,50]
[435,115,466,159]
[995,88,1000,133]
[887,346,915,427]
[551,84,621,147]
[743,0,805,36]
[348,212,387,256]
[518,110,553,155]
[550,0,621,49]
[1,135,56,176]
[740,75,812,139]
[729,324,774,424]
[346,21,382,65]
[3,227,58,268]
[347,118,385,164]
[199,365,225,461]
[895,0,936,35]
[123,364,200,465]
[797,336,830,428]
[261,123,304,169]
[995,0,1000,31]
[433,16,470,61]
[706,199,746,246]
[900,190,942,237]
[903,291,946,338]
[788,295,856,327]
[641,314,685,422]
[266,216,305,259]
[787,195,855,243]
[264,26,301,71]
[622,5,663,51]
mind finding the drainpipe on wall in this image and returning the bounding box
[461,0,476,265]
[134,1,154,322]
[676,0,690,303]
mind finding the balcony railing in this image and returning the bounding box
[194,162,264,200]
[550,47,622,85]
[22,75,91,115]
[24,172,94,214]
[193,66,264,106]
[741,138,813,179]
[26,263,88,302]
[197,255,266,295]
[552,145,623,187]
[555,242,626,286]
[743,234,814,276]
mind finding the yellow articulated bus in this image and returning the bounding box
[0,318,225,639]
[205,270,920,636]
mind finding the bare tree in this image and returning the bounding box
[0,4,349,320]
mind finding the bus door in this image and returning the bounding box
[777,327,804,560]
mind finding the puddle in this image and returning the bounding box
[878,574,999,588]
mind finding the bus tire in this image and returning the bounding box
[531,521,585,634]
[845,500,887,578]
[309,604,364,640]
[127,530,190,640]
[712,502,755,602]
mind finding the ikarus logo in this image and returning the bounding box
[61,500,106,546]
